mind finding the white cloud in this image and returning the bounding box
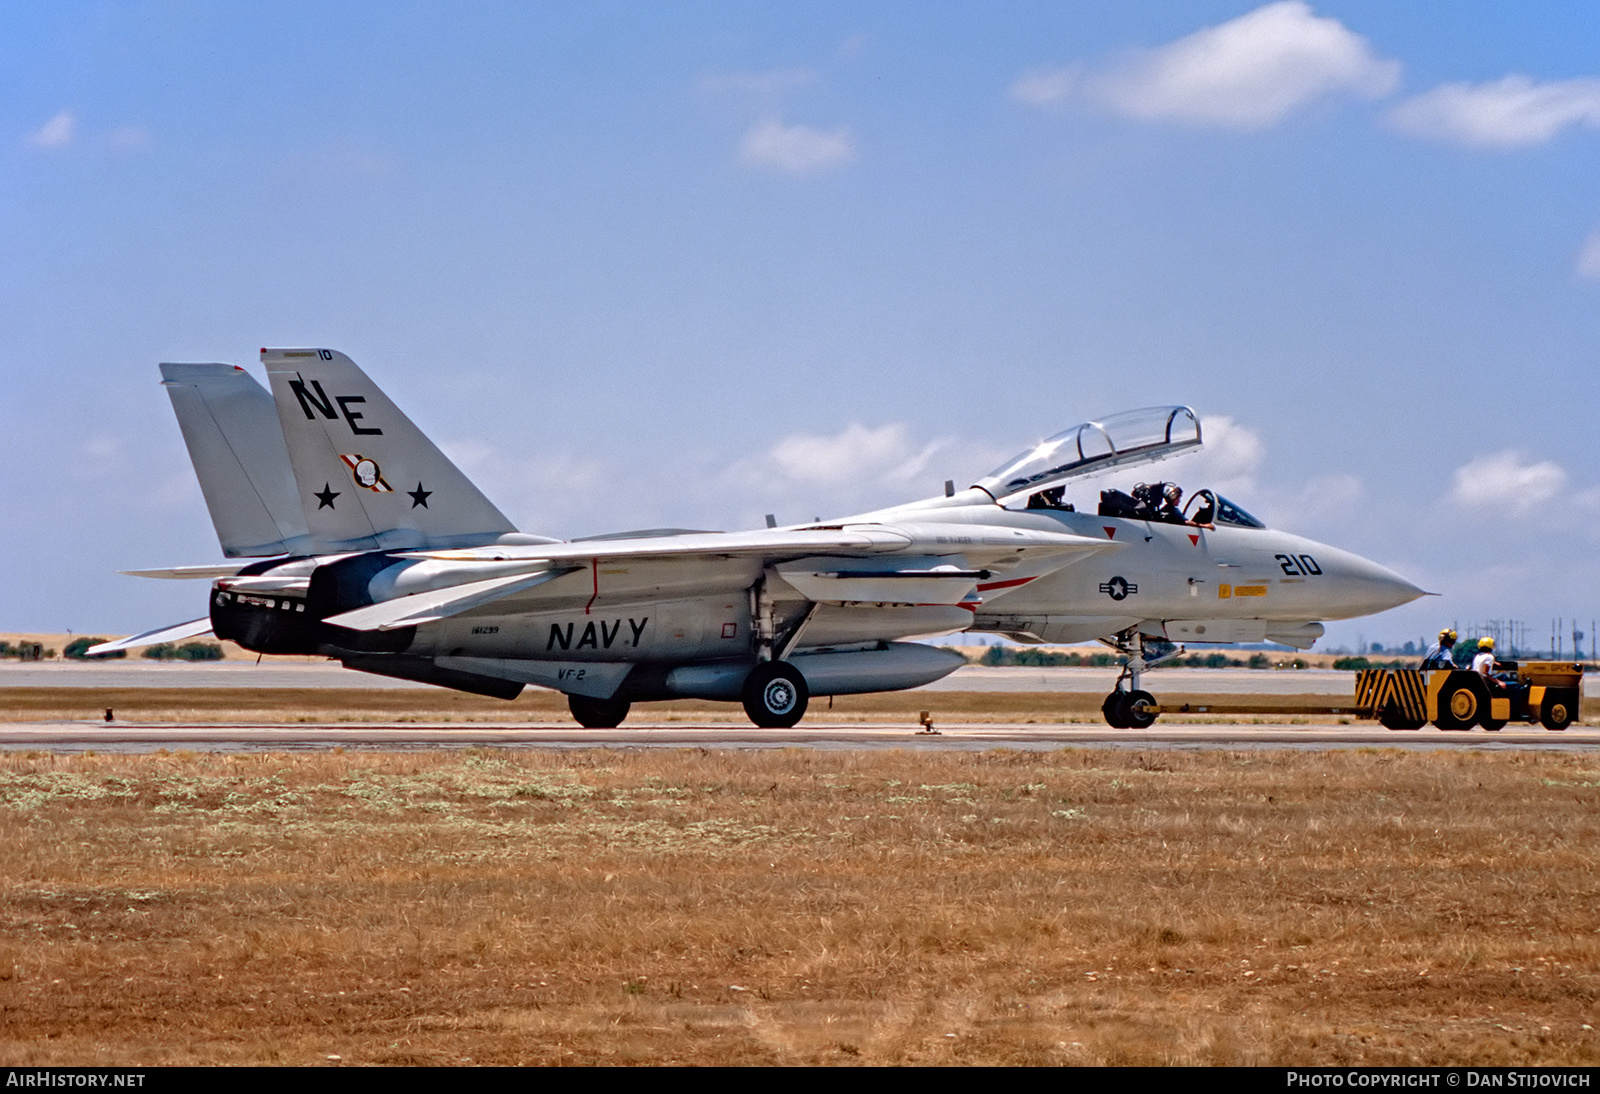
[1450,451,1568,513]
[738,118,856,173]
[1387,75,1600,148]
[1578,230,1600,280]
[1016,2,1399,129]
[29,109,75,149]
[1185,416,1265,491]
[764,422,941,486]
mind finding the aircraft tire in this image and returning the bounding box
[742,661,809,728]
[1101,691,1130,728]
[568,693,631,728]
[1541,692,1576,731]
[1434,673,1487,731]
[1123,689,1158,729]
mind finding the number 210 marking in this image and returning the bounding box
[1276,554,1321,576]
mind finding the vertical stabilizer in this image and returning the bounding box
[263,348,518,551]
[160,362,311,558]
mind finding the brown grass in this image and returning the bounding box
[1,746,1597,1065]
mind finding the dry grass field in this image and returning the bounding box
[1,745,1597,1066]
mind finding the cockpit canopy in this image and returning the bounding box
[1094,485,1267,529]
[974,406,1201,503]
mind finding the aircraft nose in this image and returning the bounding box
[1326,551,1428,617]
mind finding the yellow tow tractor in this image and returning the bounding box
[1356,661,1583,731]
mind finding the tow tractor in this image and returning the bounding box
[1355,661,1583,731]
[1107,658,1583,731]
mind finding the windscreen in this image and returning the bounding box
[1213,494,1266,529]
[974,406,1201,501]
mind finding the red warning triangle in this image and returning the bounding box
[1188,533,1199,545]
[1103,526,1116,539]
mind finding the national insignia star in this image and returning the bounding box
[408,482,432,509]
[314,483,340,509]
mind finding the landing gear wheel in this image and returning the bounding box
[1541,693,1575,731]
[1123,689,1157,729]
[742,661,809,728]
[567,693,630,728]
[1434,673,1487,731]
[1102,691,1130,729]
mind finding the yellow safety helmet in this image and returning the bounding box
[1440,629,1457,645]
[1477,636,1494,651]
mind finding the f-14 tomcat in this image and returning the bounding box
[96,348,1425,728]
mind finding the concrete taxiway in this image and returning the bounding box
[2,720,1596,754]
[8,661,1597,697]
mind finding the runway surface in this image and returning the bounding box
[3,720,1596,753]
[9,661,1597,696]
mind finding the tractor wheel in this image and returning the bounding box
[1378,701,1425,730]
[1434,673,1487,731]
[1541,692,1576,731]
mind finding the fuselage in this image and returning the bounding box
[210,491,1422,673]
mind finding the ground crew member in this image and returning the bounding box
[1471,637,1496,677]
[1420,629,1457,671]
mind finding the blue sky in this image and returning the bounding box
[3,2,1597,652]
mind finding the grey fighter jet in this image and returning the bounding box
[97,349,1425,728]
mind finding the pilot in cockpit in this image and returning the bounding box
[1026,486,1073,511]
[1158,484,1184,524]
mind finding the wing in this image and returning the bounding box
[323,522,1119,632]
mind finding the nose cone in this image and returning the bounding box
[1320,548,1428,619]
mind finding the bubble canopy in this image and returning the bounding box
[973,406,1201,502]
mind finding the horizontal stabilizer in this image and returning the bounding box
[86,618,214,656]
[324,567,580,631]
[122,564,249,580]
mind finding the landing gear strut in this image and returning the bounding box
[1099,628,1180,729]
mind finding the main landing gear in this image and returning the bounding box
[742,660,810,728]
[1100,628,1181,729]
[568,693,631,728]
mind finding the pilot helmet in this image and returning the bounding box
[1163,484,1182,504]
[1478,636,1494,651]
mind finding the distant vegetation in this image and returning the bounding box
[1331,656,1413,671]
[141,642,225,661]
[62,638,124,660]
[0,640,50,661]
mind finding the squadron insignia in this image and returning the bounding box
[340,454,393,492]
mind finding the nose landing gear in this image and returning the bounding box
[1100,628,1181,728]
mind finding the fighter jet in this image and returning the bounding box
[96,349,1425,728]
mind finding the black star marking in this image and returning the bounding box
[408,482,432,509]
[314,483,340,510]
